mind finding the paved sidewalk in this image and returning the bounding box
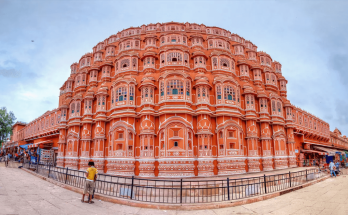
[0,167,347,215]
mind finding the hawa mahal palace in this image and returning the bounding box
[7,22,348,178]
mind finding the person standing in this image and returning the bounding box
[81,161,98,204]
[335,160,340,175]
[329,160,336,177]
[4,153,8,167]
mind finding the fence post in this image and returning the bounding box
[65,167,69,184]
[227,178,230,200]
[48,164,51,178]
[130,176,134,199]
[264,174,267,194]
[289,171,291,187]
[306,169,308,181]
[180,179,183,204]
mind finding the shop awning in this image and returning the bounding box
[313,146,338,156]
[300,149,328,155]
[19,143,32,150]
[28,140,53,149]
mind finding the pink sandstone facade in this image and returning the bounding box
[6,22,348,177]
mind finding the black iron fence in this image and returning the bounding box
[22,163,325,204]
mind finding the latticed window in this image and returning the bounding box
[184,54,188,63]
[277,102,282,113]
[116,87,127,102]
[186,81,190,96]
[197,88,201,97]
[202,87,207,97]
[272,74,276,84]
[217,85,222,99]
[76,102,80,113]
[120,59,130,68]
[220,58,230,68]
[160,81,164,96]
[167,80,184,95]
[132,58,137,67]
[241,65,248,75]
[143,88,148,98]
[129,86,134,101]
[71,103,75,113]
[213,57,218,67]
[167,52,182,62]
[161,54,165,64]
[224,86,235,101]
[272,101,276,112]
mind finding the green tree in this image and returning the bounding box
[0,107,16,147]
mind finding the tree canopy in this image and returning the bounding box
[0,107,16,147]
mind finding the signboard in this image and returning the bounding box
[295,149,299,153]
[40,149,54,164]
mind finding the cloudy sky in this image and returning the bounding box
[1,0,347,133]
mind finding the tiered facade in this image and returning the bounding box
[8,22,336,177]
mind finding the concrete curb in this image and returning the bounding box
[22,168,329,210]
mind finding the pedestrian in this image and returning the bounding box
[335,160,340,175]
[329,160,336,177]
[81,161,98,204]
[4,153,9,167]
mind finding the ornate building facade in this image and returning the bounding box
[8,22,345,177]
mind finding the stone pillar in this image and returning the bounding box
[138,114,156,177]
[260,122,273,171]
[197,115,214,177]
[287,127,297,167]
[246,120,261,172]
[57,128,66,167]
[92,121,106,173]
[80,123,92,170]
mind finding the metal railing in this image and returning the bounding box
[22,163,326,204]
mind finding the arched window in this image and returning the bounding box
[272,74,276,84]
[277,102,282,114]
[120,59,130,68]
[76,102,80,113]
[224,86,235,101]
[184,54,189,64]
[116,87,127,102]
[217,85,222,99]
[129,86,134,101]
[132,58,137,68]
[160,81,164,96]
[161,54,165,65]
[220,58,230,68]
[71,103,75,114]
[168,80,184,95]
[167,52,182,62]
[186,81,190,96]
